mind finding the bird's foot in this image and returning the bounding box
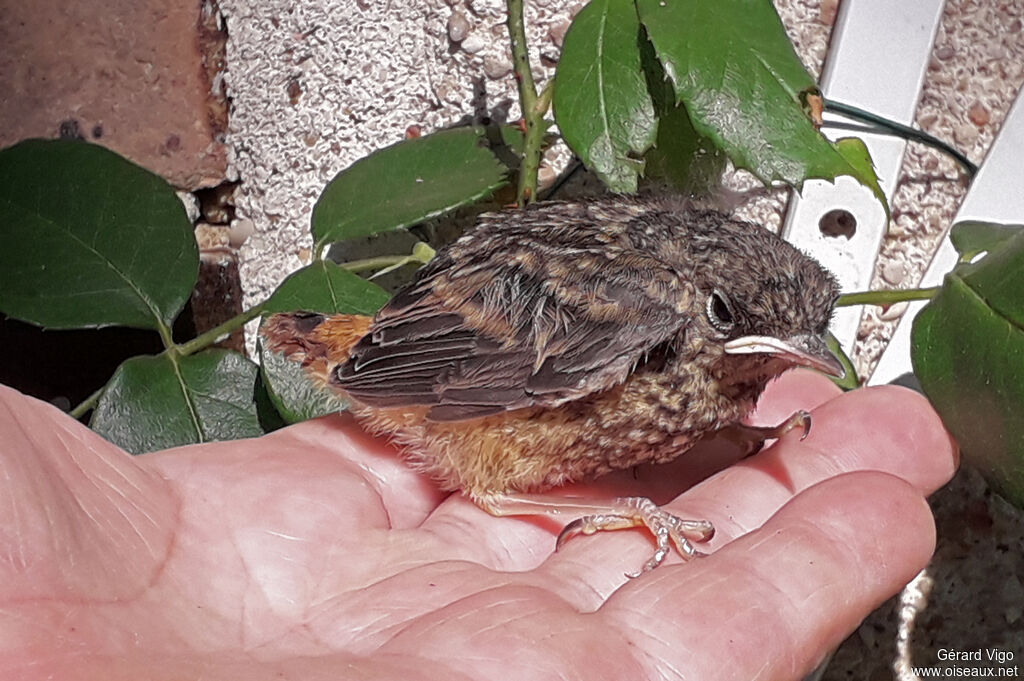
[556,497,715,578]
[722,409,812,457]
[476,493,714,577]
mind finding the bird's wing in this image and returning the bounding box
[333,247,694,421]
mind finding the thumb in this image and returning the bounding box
[0,385,176,600]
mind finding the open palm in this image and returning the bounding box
[0,371,956,681]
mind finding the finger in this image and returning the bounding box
[746,368,842,427]
[257,375,838,572]
[0,385,176,599]
[541,384,955,600]
[724,384,958,506]
[600,472,936,681]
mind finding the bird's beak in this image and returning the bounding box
[723,333,845,378]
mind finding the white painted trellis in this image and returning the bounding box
[780,0,1024,385]
[787,9,1023,670]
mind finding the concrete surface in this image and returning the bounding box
[219,0,585,316]
[855,0,1024,379]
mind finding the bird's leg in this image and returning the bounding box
[475,493,715,578]
[720,409,812,458]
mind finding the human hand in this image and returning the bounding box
[0,370,956,680]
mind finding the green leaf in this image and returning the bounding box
[91,350,263,454]
[0,139,198,330]
[950,220,1024,262]
[312,127,512,253]
[258,330,350,424]
[833,137,889,219]
[498,124,527,157]
[642,101,726,195]
[263,260,391,316]
[912,227,1024,507]
[484,123,528,171]
[636,29,724,194]
[635,0,886,209]
[826,331,860,391]
[554,0,657,192]
[253,369,289,432]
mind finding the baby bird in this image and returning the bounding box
[263,197,842,575]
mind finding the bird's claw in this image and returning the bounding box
[753,408,812,441]
[725,409,813,456]
[792,410,812,440]
[556,497,714,578]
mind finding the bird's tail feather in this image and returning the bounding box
[260,312,373,387]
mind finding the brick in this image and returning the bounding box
[0,0,228,189]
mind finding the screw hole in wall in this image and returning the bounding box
[818,208,857,239]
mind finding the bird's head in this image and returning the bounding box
[679,214,843,387]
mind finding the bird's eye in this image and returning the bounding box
[706,290,735,333]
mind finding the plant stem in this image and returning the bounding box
[825,100,978,178]
[69,243,441,418]
[506,0,547,206]
[176,304,267,357]
[178,243,435,357]
[534,79,553,117]
[342,249,432,274]
[70,299,266,418]
[836,286,941,308]
[155,319,176,350]
[70,385,106,420]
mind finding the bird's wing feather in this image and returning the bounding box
[333,243,694,421]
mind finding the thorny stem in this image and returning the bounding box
[836,286,941,308]
[507,0,548,206]
[828,286,941,389]
[825,101,978,178]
